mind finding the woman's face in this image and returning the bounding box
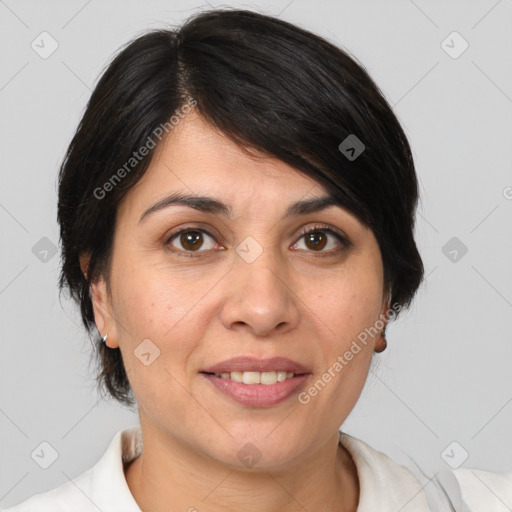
[87,111,388,469]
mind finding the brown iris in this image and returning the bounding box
[304,231,327,251]
[180,231,204,251]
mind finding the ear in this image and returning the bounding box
[79,253,90,279]
[373,295,390,352]
[79,253,119,348]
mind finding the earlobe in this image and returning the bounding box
[374,299,390,354]
[81,252,119,348]
[89,278,119,348]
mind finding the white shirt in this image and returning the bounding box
[2,426,511,511]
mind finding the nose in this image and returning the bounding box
[219,245,300,337]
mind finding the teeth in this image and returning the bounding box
[243,371,261,384]
[261,371,277,385]
[230,371,243,383]
[213,370,296,385]
[277,371,287,382]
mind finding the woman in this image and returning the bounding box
[3,8,510,512]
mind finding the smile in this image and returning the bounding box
[212,370,295,385]
[200,356,311,407]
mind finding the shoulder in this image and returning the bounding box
[1,469,95,512]
[340,432,422,485]
[339,433,512,511]
[453,467,512,511]
[2,427,142,512]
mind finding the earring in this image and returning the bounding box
[101,334,108,344]
[374,327,387,353]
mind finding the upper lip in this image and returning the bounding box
[201,356,311,374]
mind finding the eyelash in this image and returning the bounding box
[164,224,351,258]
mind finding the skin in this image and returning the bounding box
[80,111,389,512]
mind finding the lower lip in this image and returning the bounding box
[201,373,310,407]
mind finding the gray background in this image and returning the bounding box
[1,0,511,507]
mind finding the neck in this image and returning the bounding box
[124,427,359,512]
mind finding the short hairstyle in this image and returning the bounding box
[57,8,424,408]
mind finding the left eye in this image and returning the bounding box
[167,229,216,252]
[293,228,343,252]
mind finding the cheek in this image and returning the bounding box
[112,250,181,324]
[110,259,208,364]
[315,267,384,344]
[306,259,383,395]
[111,267,208,418]
[308,283,380,412]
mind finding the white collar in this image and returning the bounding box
[8,426,435,511]
[339,431,431,511]
[108,427,431,511]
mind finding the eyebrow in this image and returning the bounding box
[138,192,339,224]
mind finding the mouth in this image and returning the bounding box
[200,356,311,407]
[202,370,297,385]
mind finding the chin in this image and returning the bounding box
[203,431,303,472]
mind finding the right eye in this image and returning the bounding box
[166,228,218,254]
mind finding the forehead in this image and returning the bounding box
[118,112,328,219]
